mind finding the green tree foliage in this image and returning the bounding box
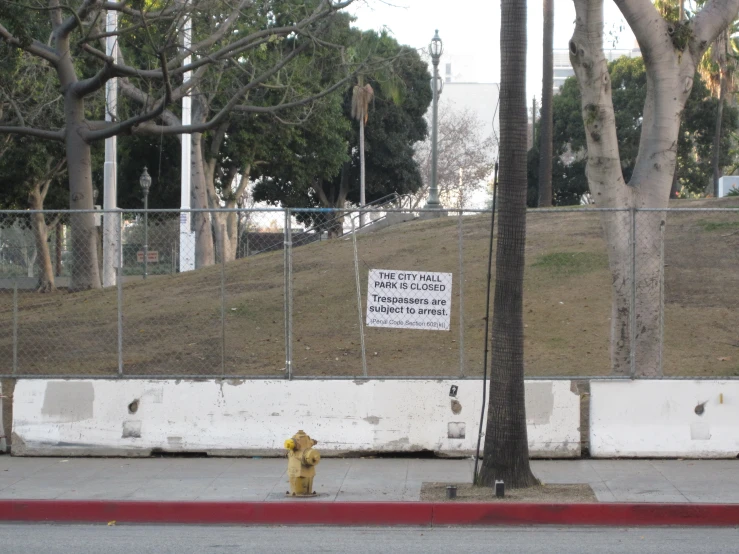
[528,56,738,205]
[253,30,432,217]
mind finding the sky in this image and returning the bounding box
[348,0,636,102]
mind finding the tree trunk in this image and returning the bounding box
[313,162,350,239]
[28,184,56,293]
[359,117,367,225]
[711,31,728,197]
[66,111,101,290]
[190,95,215,268]
[55,221,63,277]
[567,0,726,377]
[478,0,538,489]
[669,170,679,199]
[212,212,239,262]
[538,0,554,207]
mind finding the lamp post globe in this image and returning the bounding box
[140,167,152,280]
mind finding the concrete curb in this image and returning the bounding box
[1,500,739,526]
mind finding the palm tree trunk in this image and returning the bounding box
[537,0,554,207]
[359,116,366,227]
[478,0,538,489]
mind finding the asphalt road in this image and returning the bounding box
[0,525,738,553]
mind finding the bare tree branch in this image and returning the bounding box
[0,22,61,64]
[130,41,310,136]
[692,0,739,56]
[56,0,96,40]
[233,69,357,114]
[82,52,174,141]
[0,126,65,141]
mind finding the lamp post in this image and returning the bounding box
[425,30,444,211]
[140,167,152,280]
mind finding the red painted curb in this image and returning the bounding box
[0,500,738,526]
[432,503,739,526]
[0,501,432,526]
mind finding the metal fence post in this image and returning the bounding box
[284,209,293,379]
[457,209,465,377]
[630,207,637,379]
[659,215,665,374]
[349,215,368,377]
[117,211,124,377]
[12,278,18,375]
[220,223,226,377]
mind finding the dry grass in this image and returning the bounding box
[1,198,737,378]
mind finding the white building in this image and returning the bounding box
[553,46,641,93]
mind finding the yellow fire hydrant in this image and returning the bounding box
[284,430,321,496]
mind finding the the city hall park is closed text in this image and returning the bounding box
[366,269,453,331]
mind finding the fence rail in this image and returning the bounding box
[0,205,737,380]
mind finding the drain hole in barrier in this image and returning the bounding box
[128,399,139,414]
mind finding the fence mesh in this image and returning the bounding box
[0,206,737,379]
[660,209,739,377]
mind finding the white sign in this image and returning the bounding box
[366,269,452,331]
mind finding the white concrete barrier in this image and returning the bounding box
[590,380,739,458]
[11,379,580,458]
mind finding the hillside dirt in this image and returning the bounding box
[1,198,737,378]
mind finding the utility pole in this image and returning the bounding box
[179,0,196,272]
[102,9,118,287]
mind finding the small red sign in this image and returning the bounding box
[136,251,159,263]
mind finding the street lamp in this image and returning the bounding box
[140,167,152,280]
[425,29,444,211]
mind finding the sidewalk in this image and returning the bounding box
[1,457,738,504]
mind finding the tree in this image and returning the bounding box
[118,4,361,264]
[531,57,737,203]
[253,32,432,227]
[0,0,357,288]
[413,102,495,209]
[569,0,739,376]
[660,0,739,196]
[478,0,538,488]
[0,40,68,291]
[537,0,554,207]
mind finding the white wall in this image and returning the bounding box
[590,380,739,458]
[12,379,580,458]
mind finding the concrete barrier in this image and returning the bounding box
[590,380,739,458]
[11,379,580,457]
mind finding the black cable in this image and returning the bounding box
[473,161,498,484]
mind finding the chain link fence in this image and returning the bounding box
[0,206,737,379]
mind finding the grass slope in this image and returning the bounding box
[1,198,737,378]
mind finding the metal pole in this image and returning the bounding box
[350,216,368,377]
[143,193,148,280]
[178,0,195,272]
[116,212,124,376]
[630,208,637,378]
[457,210,465,376]
[12,278,18,375]
[426,31,443,210]
[659,216,665,374]
[220,224,226,377]
[284,209,293,379]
